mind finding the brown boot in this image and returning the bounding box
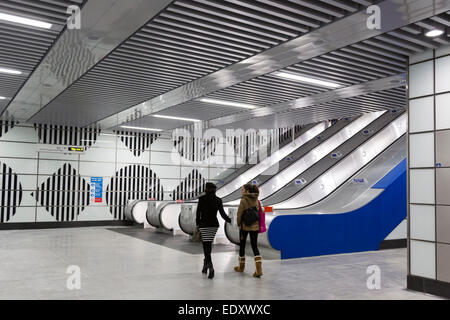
[253,256,263,278]
[234,256,245,272]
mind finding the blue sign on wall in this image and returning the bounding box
[90,177,103,203]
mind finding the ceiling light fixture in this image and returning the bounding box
[152,114,201,122]
[0,96,6,100]
[120,126,163,132]
[199,98,257,109]
[0,12,52,29]
[274,72,342,88]
[0,67,22,75]
[425,29,444,37]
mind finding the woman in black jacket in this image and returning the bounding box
[196,182,231,279]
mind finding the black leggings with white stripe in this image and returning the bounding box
[200,227,218,265]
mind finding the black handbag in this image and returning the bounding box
[241,206,259,227]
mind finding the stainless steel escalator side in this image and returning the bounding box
[260,111,388,205]
[275,134,406,215]
[221,116,360,204]
[216,122,328,199]
[274,112,407,209]
[216,123,317,190]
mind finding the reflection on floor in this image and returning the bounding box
[0,227,443,300]
[108,227,235,254]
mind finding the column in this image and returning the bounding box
[408,44,450,298]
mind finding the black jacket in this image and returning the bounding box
[196,193,231,228]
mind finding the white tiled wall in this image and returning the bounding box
[408,46,450,285]
[0,123,241,224]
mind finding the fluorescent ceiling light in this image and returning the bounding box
[0,12,52,29]
[0,67,22,75]
[274,72,342,88]
[120,126,163,132]
[199,98,257,109]
[425,29,444,37]
[152,114,201,122]
[0,96,6,100]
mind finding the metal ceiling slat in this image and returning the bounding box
[351,43,408,61]
[139,28,254,57]
[120,43,229,68]
[102,57,206,79]
[388,29,439,49]
[363,39,413,56]
[154,14,273,48]
[114,47,220,71]
[223,0,324,27]
[340,46,407,67]
[375,35,426,52]
[127,36,242,62]
[166,4,290,42]
[198,0,316,29]
[105,55,207,78]
[320,0,360,12]
[254,0,334,23]
[176,0,306,36]
[330,50,406,73]
[288,0,346,18]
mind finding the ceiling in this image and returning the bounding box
[1,0,450,132]
[0,0,84,114]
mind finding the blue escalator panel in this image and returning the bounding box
[268,159,407,259]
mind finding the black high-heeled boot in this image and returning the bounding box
[202,259,208,274]
[208,261,215,279]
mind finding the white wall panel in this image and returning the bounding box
[409,97,434,133]
[78,206,113,221]
[0,142,37,159]
[0,125,38,143]
[409,133,435,168]
[151,151,180,166]
[409,61,434,98]
[7,206,36,223]
[436,56,450,94]
[38,160,79,176]
[410,205,435,241]
[436,93,450,130]
[0,158,37,175]
[409,169,435,204]
[79,161,116,178]
[80,147,116,162]
[116,148,150,165]
[410,240,436,279]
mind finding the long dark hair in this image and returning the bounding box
[243,183,259,194]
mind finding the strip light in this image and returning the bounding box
[0,96,6,100]
[0,67,22,75]
[199,98,257,109]
[0,12,52,29]
[152,114,201,122]
[120,126,163,132]
[274,72,342,88]
[425,29,444,37]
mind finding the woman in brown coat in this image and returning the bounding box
[234,184,263,277]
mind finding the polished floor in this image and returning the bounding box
[0,227,443,300]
